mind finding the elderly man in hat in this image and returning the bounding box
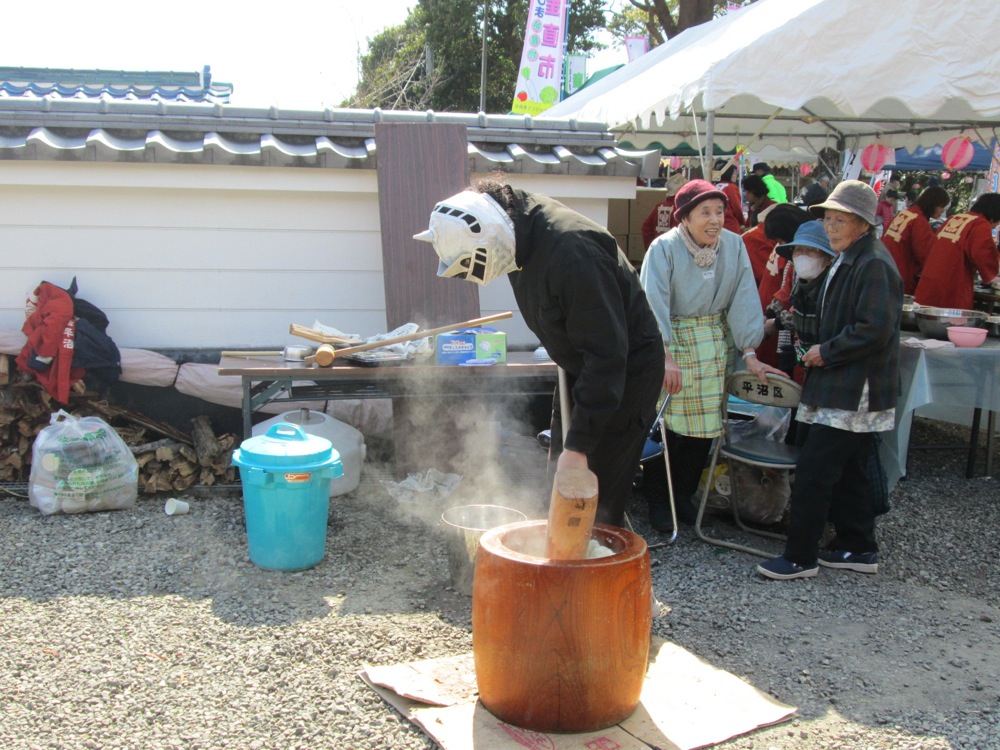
[414,177,664,530]
[800,174,831,207]
[640,179,783,532]
[757,181,902,580]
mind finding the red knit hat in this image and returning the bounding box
[672,179,728,221]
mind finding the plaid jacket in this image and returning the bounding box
[801,232,902,412]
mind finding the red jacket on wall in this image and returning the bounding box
[16,282,85,404]
[914,212,999,310]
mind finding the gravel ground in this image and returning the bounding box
[1,417,999,750]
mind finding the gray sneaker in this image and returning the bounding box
[817,550,878,574]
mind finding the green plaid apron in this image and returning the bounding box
[665,313,731,438]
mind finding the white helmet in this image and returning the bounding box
[413,190,517,285]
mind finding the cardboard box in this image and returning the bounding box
[630,188,667,234]
[607,198,630,235]
[436,328,507,365]
[628,233,649,264]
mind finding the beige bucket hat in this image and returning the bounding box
[808,180,878,226]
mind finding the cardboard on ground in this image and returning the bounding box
[361,636,795,750]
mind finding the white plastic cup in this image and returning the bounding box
[164,498,190,516]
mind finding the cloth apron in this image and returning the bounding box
[665,313,731,438]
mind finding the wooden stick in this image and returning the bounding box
[306,311,514,366]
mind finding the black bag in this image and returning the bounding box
[58,276,122,386]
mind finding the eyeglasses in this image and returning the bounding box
[822,216,853,230]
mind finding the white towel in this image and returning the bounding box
[902,337,955,349]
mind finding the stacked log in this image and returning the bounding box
[0,356,238,492]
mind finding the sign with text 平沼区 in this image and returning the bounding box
[511,0,569,116]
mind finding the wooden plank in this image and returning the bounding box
[374,123,479,330]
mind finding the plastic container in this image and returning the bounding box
[946,325,987,348]
[231,423,343,571]
[473,521,651,733]
[253,408,365,496]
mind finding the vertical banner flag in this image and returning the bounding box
[511,0,570,116]
[563,53,587,99]
[625,35,649,62]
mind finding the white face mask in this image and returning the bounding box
[792,255,828,280]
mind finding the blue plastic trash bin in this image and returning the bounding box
[231,423,343,571]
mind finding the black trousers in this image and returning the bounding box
[783,422,879,566]
[549,363,664,527]
[660,431,714,523]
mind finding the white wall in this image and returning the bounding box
[0,161,637,350]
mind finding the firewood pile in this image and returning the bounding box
[0,356,238,493]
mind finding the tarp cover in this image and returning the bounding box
[547,0,1000,154]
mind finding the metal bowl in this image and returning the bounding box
[986,315,1000,339]
[915,307,988,340]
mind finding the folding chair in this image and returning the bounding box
[637,395,678,545]
[694,371,801,557]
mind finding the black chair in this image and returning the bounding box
[694,371,801,557]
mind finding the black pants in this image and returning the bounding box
[659,431,714,523]
[549,362,664,527]
[783,423,878,566]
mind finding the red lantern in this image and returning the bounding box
[941,137,975,170]
[861,143,891,172]
[800,162,813,176]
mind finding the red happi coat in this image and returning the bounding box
[881,204,937,295]
[914,212,999,310]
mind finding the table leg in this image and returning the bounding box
[987,411,997,477]
[242,378,253,439]
[966,407,982,479]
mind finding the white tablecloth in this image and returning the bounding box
[882,336,1000,489]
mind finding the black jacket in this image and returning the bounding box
[803,231,902,412]
[505,188,663,453]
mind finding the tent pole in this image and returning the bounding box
[704,111,716,175]
[691,110,706,177]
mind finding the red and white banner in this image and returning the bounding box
[511,0,570,116]
[625,35,649,62]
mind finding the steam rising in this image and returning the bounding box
[379,392,551,527]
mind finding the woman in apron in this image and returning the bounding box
[640,180,782,532]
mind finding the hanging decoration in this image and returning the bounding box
[669,155,683,170]
[799,163,813,176]
[941,137,975,170]
[861,143,891,172]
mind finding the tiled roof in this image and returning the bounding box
[0,97,657,177]
[0,66,232,105]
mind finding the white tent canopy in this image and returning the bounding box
[547,0,1000,156]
